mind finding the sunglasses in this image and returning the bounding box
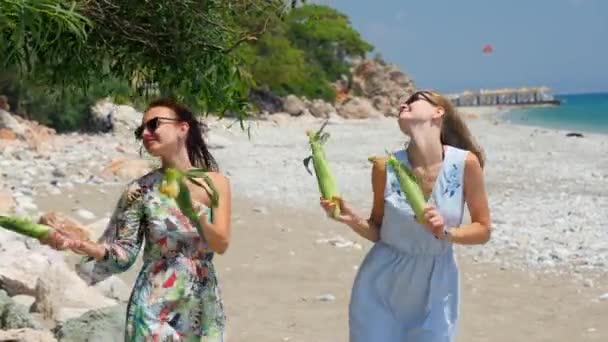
[404,91,438,106]
[134,117,181,140]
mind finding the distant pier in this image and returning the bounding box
[447,87,560,107]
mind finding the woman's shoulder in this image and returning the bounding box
[123,169,162,195]
[368,156,388,173]
[204,171,229,184]
[444,144,475,163]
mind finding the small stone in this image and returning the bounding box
[74,209,96,220]
[52,169,66,178]
[599,293,608,301]
[583,279,594,288]
[316,294,336,302]
[253,206,268,214]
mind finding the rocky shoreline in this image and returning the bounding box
[1,94,607,340]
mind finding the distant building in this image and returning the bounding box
[448,87,559,107]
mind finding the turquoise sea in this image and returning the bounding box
[501,93,608,134]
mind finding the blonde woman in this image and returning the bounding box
[321,90,491,341]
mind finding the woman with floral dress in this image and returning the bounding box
[320,90,491,341]
[43,97,231,341]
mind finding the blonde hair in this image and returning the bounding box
[424,91,486,168]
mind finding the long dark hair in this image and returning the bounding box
[145,97,219,171]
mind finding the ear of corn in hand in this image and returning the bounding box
[159,167,220,237]
[303,121,340,218]
[0,215,53,240]
[380,151,426,224]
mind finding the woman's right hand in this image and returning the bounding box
[40,230,106,260]
[320,196,360,226]
[40,230,73,251]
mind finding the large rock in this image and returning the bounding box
[53,305,126,342]
[0,241,51,296]
[0,328,56,342]
[337,97,383,119]
[0,241,117,322]
[112,104,142,134]
[0,128,17,140]
[15,117,57,152]
[283,95,307,116]
[0,290,42,330]
[31,261,117,322]
[0,110,56,152]
[307,99,337,118]
[249,88,284,114]
[90,99,142,136]
[0,109,26,138]
[371,95,393,116]
[348,58,416,116]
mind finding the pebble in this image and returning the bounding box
[316,294,336,302]
[253,206,268,215]
[74,209,96,220]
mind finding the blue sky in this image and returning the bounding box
[313,0,608,95]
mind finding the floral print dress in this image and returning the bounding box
[76,170,226,341]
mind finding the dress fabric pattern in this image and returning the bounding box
[76,170,226,342]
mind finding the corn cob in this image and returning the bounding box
[159,167,219,237]
[380,150,427,224]
[0,215,53,240]
[303,120,340,218]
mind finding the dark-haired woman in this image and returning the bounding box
[44,98,231,341]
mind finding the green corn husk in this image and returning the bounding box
[383,150,427,224]
[303,121,340,218]
[0,215,53,240]
[159,167,219,237]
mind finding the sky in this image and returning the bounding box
[312,0,608,95]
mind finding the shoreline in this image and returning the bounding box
[458,104,608,136]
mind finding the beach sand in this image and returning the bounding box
[35,185,607,342]
[27,109,608,341]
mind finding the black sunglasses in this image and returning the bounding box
[134,117,180,139]
[404,91,438,106]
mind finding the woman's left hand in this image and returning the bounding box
[423,204,447,239]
